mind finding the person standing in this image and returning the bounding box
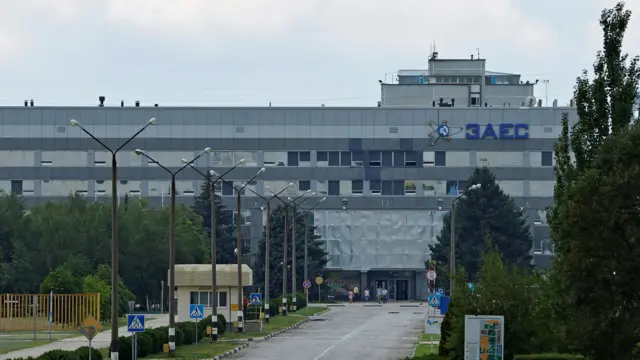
[377,287,382,304]
[348,289,354,303]
[382,288,388,304]
[364,288,370,302]
[353,286,359,302]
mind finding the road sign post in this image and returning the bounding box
[428,293,441,307]
[249,293,263,306]
[303,280,311,306]
[189,304,205,357]
[127,314,145,360]
[315,277,323,303]
[79,316,102,360]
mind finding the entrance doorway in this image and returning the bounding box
[374,280,387,290]
[396,279,409,300]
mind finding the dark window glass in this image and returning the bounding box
[299,180,311,191]
[340,152,351,166]
[370,180,381,191]
[381,181,393,195]
[328,181,340,195]
[352,180,363,192]
[381,151,393,166]
[299,151,311,162]
[328,152,340,166]
[317,151,328,162]
[435,151,446,166]
[222,182,234,195]
[393,152,404,167]
[352,151,363,161]
[541,151,553,166]
[287,152,299,166]
[393,181,404,195]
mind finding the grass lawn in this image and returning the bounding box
[141,341,240,359]
[221,314,306,340]
[414,333,441,356]
[420,333,440,342]
[293,307,328,316]
[0,331,78,353]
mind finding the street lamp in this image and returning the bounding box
[135,147,211,355]
[301,197,326,304]
[70,117,156,360]
[235,167,266,332]
[267,189,313,314]
[181,159,245,341]
[450,183,481,296]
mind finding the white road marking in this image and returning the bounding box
[313,317,376,360]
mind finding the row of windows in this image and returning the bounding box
[0,150,557,168]
[189,291,228,308]
[2,179,556,198]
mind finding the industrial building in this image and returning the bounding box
[0,53,575,300]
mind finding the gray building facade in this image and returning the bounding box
[0,104,576,300]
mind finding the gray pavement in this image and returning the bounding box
[228,304,424,360]
[1,315,168,360]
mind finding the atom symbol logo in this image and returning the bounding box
[427,119,464,145]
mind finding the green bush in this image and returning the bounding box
[136,332,154,357]
[37,350,81,360]
[73,347,103,360]
[400,355,447,360]
[514,355,585,360]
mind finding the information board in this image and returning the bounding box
[464,315,504,360]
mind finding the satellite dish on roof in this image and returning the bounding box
[525,96,537,107]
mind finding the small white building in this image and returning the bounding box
[173,264,253,323]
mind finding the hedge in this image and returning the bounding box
[401,355,447,360]
[514,355,585,360]
[262,292,307,317]
[6,346,103,360]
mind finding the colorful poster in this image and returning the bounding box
[464,315,504,360]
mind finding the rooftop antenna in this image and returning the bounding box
[477,48,480,59]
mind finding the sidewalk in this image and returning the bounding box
[1,315,168,360]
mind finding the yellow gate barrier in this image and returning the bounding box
[0,293,100,331]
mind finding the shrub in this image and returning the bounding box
[136,332,154,357]
[400,355,447,360]
[514,355,585,360]
[73,347,103,360]
[117,335,133,360]
[38,350,81,360]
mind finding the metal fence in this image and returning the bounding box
[0,293,101,331]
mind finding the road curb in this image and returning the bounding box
[209,310,332,358]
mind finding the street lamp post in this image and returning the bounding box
[302,197,326,304]
[234,168,266,332]
[135,147,212,356]
[450,183,481,297]
[182,159,245,341]
[267,189,313,314]
[70,117,156,360]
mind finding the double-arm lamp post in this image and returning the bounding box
[301,197,326,304]
[70,117,156,360]
[450,183,481,297]
[181,158,245,341]
[233,167,266,332]
[134,147,212,355]
[267,189,314,314]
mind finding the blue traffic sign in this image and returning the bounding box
[427,293,440,307]
[189,304,205,319]
[467,283,475,293]
[436,288,445,295]
[127,314,145,332]
[249,293,263,305]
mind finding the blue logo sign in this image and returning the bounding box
[189,304,205,319]
[428,293,441,307]
[436,288,445,295]
[428,120,464,145]
[127,314,145,332]
[466,123,529,139]
[249,293,263,305]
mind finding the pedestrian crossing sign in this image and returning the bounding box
[428,293,440,307]
[127,314,145,333]
[250,293,262,305]
[189,304,205,319]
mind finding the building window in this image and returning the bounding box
[11,180,23,195]
[189,291,228,307]
[352,180,363,195]
[328,181,339,196]
[317,181,328,196]
[404,181,417,195]
[541,151,553,167]
[381,181,393,195]
[446,181,467,196]
[317,151,328,166]
[298,180,311,191]
[370,180,381,195]
[264,152,287,166]
[423,181,435,196]
[287,152,311,167]
[340,152,351,166]
[435,151,446,166]
[369,151,381,166]
[423,152,435,167]
[242,238,251,254]
[339,181,352,196]
[471,96,480,106]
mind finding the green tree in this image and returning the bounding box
[94,264,135,317]
[430,167,532,286]
[253,204,328,299]
[40,265,82,293]
[192,181,237,264]
[441,250,553,360]
[548,3,640,359]
[82,274,111,321]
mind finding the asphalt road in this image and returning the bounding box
[228,304,423,360]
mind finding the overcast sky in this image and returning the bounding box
[0,0,638,107]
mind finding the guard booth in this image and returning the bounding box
[174,264,253,324]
